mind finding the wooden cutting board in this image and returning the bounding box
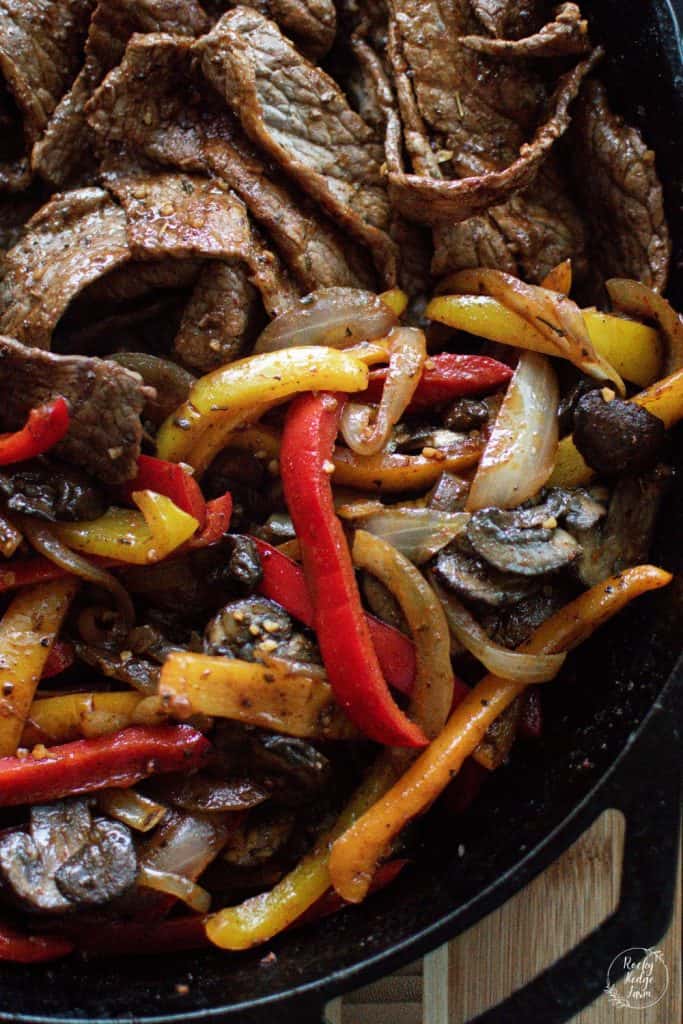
[326,811,681,1023]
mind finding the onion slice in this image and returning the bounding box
[254,288,398,353]
[341,327,426,455]
[20,516,135,626]
[352,529,453,740]
[98,789,167,833]
[466,351,559,511]
[442,268,625,394]
[432,578,566,683]
[350,508,469,564]
[138,866,211,914]
[606,278,683,375]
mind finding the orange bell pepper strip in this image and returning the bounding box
[328,565,672,901]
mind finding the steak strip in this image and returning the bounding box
[0,336,153,483]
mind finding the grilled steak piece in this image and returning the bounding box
[0,0,95,191]
[195,8,397,284]
[87,32,375,290]
[461,3,590,58]
[569,80,670,295]
[0,336,152,482]
[32,0,209,189]
[384,0,599,283]
[203,0,336,59]
[470,0,545,38]
[0,188,130,349]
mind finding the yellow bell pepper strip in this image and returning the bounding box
[0,579,78,756]
[281,392,427,748]
[550,365,683,488]
[426,293,661,388]
[328,564,672,902]
[156,347,369,467]
[52,491,199,565]
[158,652,355,740]
[21,691,148,747]
[332,434,484,492]
[205,753,397,950]
[379,288,409,317]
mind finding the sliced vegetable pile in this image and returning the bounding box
[0,274,678,961]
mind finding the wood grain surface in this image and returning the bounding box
[327,810,681,1023]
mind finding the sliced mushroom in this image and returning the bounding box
[202,534,263,594]
[393,424,468,455]
[204,596,320,666]
[222,806,295,869]
[0,459,105,522]
[159,774,270,814]
[433,544,537,607]
[443,398,490,432]
[428,471,470,512]
[466,505,581,576]
[572,389,665,476]
[212,722,331,803]
[556,487,608,531]
[74,643,160,695]
[0,800,137,913]
[54,819,137,906]
[573,465,672,586]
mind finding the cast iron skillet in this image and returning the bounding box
[1,3,682,1022]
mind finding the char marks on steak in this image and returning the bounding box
[195,9,397,284]
[86,33,376,290]
[0,336,152,482]
[569,80,670,295]
[0,0,95,191]
[203,0,337,60]
[32,0,209,189]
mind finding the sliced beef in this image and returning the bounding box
[194,9,397,284]
[569,80,670,295]
[203,0,336,60]
[0,189,45,254]
[86,32,375,290]
[175,261,261,371]
[462,3,589,58]
[0,0,95,191]
[385,0,599,282]
[470,0,545,38]
[0,187,130,349]
[0,336,152,482]
[32,0,209,190]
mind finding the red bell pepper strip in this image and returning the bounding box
[41,640,75,679]
[280,392,427,748]
[186,491,232,549]
[0,922,74,963]
[61,916,209,957]
[253,538,416,695]
[0,725,211,807]
[294,859,409,928]
[0,397,70,466]
[122,455,206,529]
[362,353,513,410]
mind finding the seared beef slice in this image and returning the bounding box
[570,80,669,293]
[0,0,94,190]
[385,0,597,282]
[87,33,375,290]
[32,0,209,189]
[202,0,337,60]
[0,337,152,483]
[195,9,397,283]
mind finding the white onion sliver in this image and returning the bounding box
[356,509,469,564]
[340,327,426,455]
[433,579,566,683]
[466,351,559,511]
[254,287,397,353]
[138,866,211,913]
[606,278,683,375]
